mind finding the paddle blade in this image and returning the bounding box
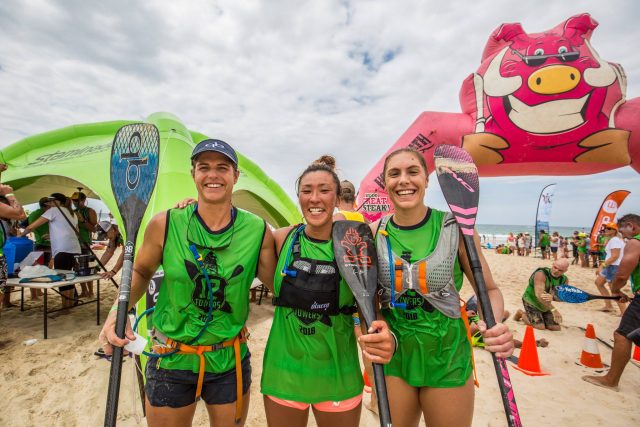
[110,123,160,236]
[434,145,479,236]
[554,284,590,303]
[332,220,378,325]
[554,284,621,303]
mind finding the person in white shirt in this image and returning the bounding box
[594,222,626,314]
[21,193,81,309]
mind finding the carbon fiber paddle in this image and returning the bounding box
[104,123,160,427]
[333,221,392,427]
[554,284,622,303]
[434,145,522,427]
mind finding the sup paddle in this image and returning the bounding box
[554,284,622,304]
[434,145,522,427]
[332,221,392,427]
[104,123,160,427]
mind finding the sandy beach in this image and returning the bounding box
[1,247,638,427]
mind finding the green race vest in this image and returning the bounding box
[522,267,567,312]
[154,204,265,374]
[539,234,550,246]
[28,208,50,247]
[261,230,362,403]
[75,206,93,244]
[379,209,471,388]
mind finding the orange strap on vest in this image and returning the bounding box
[459,300,480,387]
[418,262,427,295]
[394,260,403,294]
[153,327,249,424]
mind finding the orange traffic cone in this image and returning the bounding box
[577,323,605,369]
[632,345,640,367]
[363,369,372,393]
[511,325,550,376]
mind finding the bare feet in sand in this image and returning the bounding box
[582,375,619,392]
[513,309,524,322]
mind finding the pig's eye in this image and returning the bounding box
[558,46,568,54]
[533,48,545,56]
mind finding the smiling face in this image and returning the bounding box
[192,151,239,205]
[383,151,428,212]
[298,170,339,229]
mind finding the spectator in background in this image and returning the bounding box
[594,223,627,315]
[25,197,53,300]
[550,231,560,261]
[99,220,123,280]
[507,232,516,255]
[0,184,27,310]
[516,233,525,256]
[571,231,580,265]
[70,191,97,298]
[524,232,532,256]
[20,193,81,310]
[577,233,589,267]
[539,230,550,259]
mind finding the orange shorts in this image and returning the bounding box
[266,394,362,412]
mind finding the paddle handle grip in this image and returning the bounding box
[461,235,522,427]
[104,244,135,427]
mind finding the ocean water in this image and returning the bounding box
[476,224,591,245]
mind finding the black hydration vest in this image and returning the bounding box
[273,226,355,325]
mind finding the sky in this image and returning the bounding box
[1,0,639,227]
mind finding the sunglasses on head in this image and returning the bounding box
[511,49,579,67]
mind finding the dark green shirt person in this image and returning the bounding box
[27,208,50,247]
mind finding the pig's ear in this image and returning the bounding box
[482,22,524,61]
[492,22,525,43]
[564,13,598,43]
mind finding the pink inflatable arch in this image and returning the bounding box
[358,13,639,221]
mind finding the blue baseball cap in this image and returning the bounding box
[191,139,238,166]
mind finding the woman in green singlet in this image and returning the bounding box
[261,156,395,427]
[371,148,514,427]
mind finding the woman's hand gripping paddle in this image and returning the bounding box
[333,221,392,427]
[104,123,160,427]
[554,284,622,304]
[434,145,522,427]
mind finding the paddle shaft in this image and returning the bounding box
[359,305,392,427]
[461,234,522,427]
[51,201,119,289]
[104,239,136,427]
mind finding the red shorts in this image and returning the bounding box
[266,394,362,412]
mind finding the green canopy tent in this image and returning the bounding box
[0,112,300,362]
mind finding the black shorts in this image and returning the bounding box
[616,295,640,346]
[550,247,558,253]
[540,246,548,252]
[145,353,252,408]
[54,252,77,291]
